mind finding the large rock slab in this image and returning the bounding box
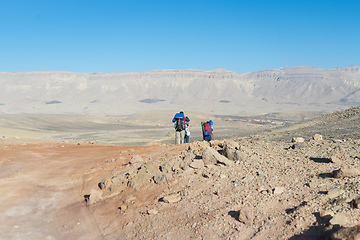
[202,146,234,166]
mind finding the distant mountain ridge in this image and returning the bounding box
[1,66,360,115]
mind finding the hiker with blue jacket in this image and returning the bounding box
[172,111,190,144]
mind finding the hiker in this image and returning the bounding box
[172,111,187,144]
[201,120,213,142]
[184,116,190,143]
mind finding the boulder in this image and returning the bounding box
[139,162,160,175]
[202,147,219,166]
[202,147,234,166]
[127,172,153,188]
[153,173,173,184]
[330,145,349,164]
[189,159,204,169]
[223,145,246,161]
[160,158,179,173]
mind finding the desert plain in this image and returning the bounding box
[2,67,360,239]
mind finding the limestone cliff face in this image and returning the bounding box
[0,66,359,115]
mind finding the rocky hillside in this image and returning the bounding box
[1,66,360,115]
[79,106,360,239]
[2,106,360,239]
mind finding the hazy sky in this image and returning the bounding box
[1,0,359,73]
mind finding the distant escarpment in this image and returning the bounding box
[0,66,359,115]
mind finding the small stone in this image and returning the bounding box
[238,206,254,225]
[292,137,305,143]
[119,205,127,211]
[330,156,343,165]
[99,179,112,190]
[313,134,323,141]
[242,175,254,183]
[162,193,181,203]
[329,213,350,226]
[352,197,360,209]
[319,210,333,220]
[327,188,345,199]
[129,155,144,164]
[123,195,136,203]
[273,187,285,195]
[88,189,103,204]
[147,209,159,215]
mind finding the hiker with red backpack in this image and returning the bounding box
[172,111,189,144]
[201,120,213,142]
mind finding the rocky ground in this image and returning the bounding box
[2,106,360,239]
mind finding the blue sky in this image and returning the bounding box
[1,0,359,73]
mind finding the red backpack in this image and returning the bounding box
[203,121,212,135]
[204,121,211,131]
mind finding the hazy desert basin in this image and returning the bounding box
[0,110,325,146]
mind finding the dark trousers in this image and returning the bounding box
[203,134,212,142]
[184,135,189,143]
